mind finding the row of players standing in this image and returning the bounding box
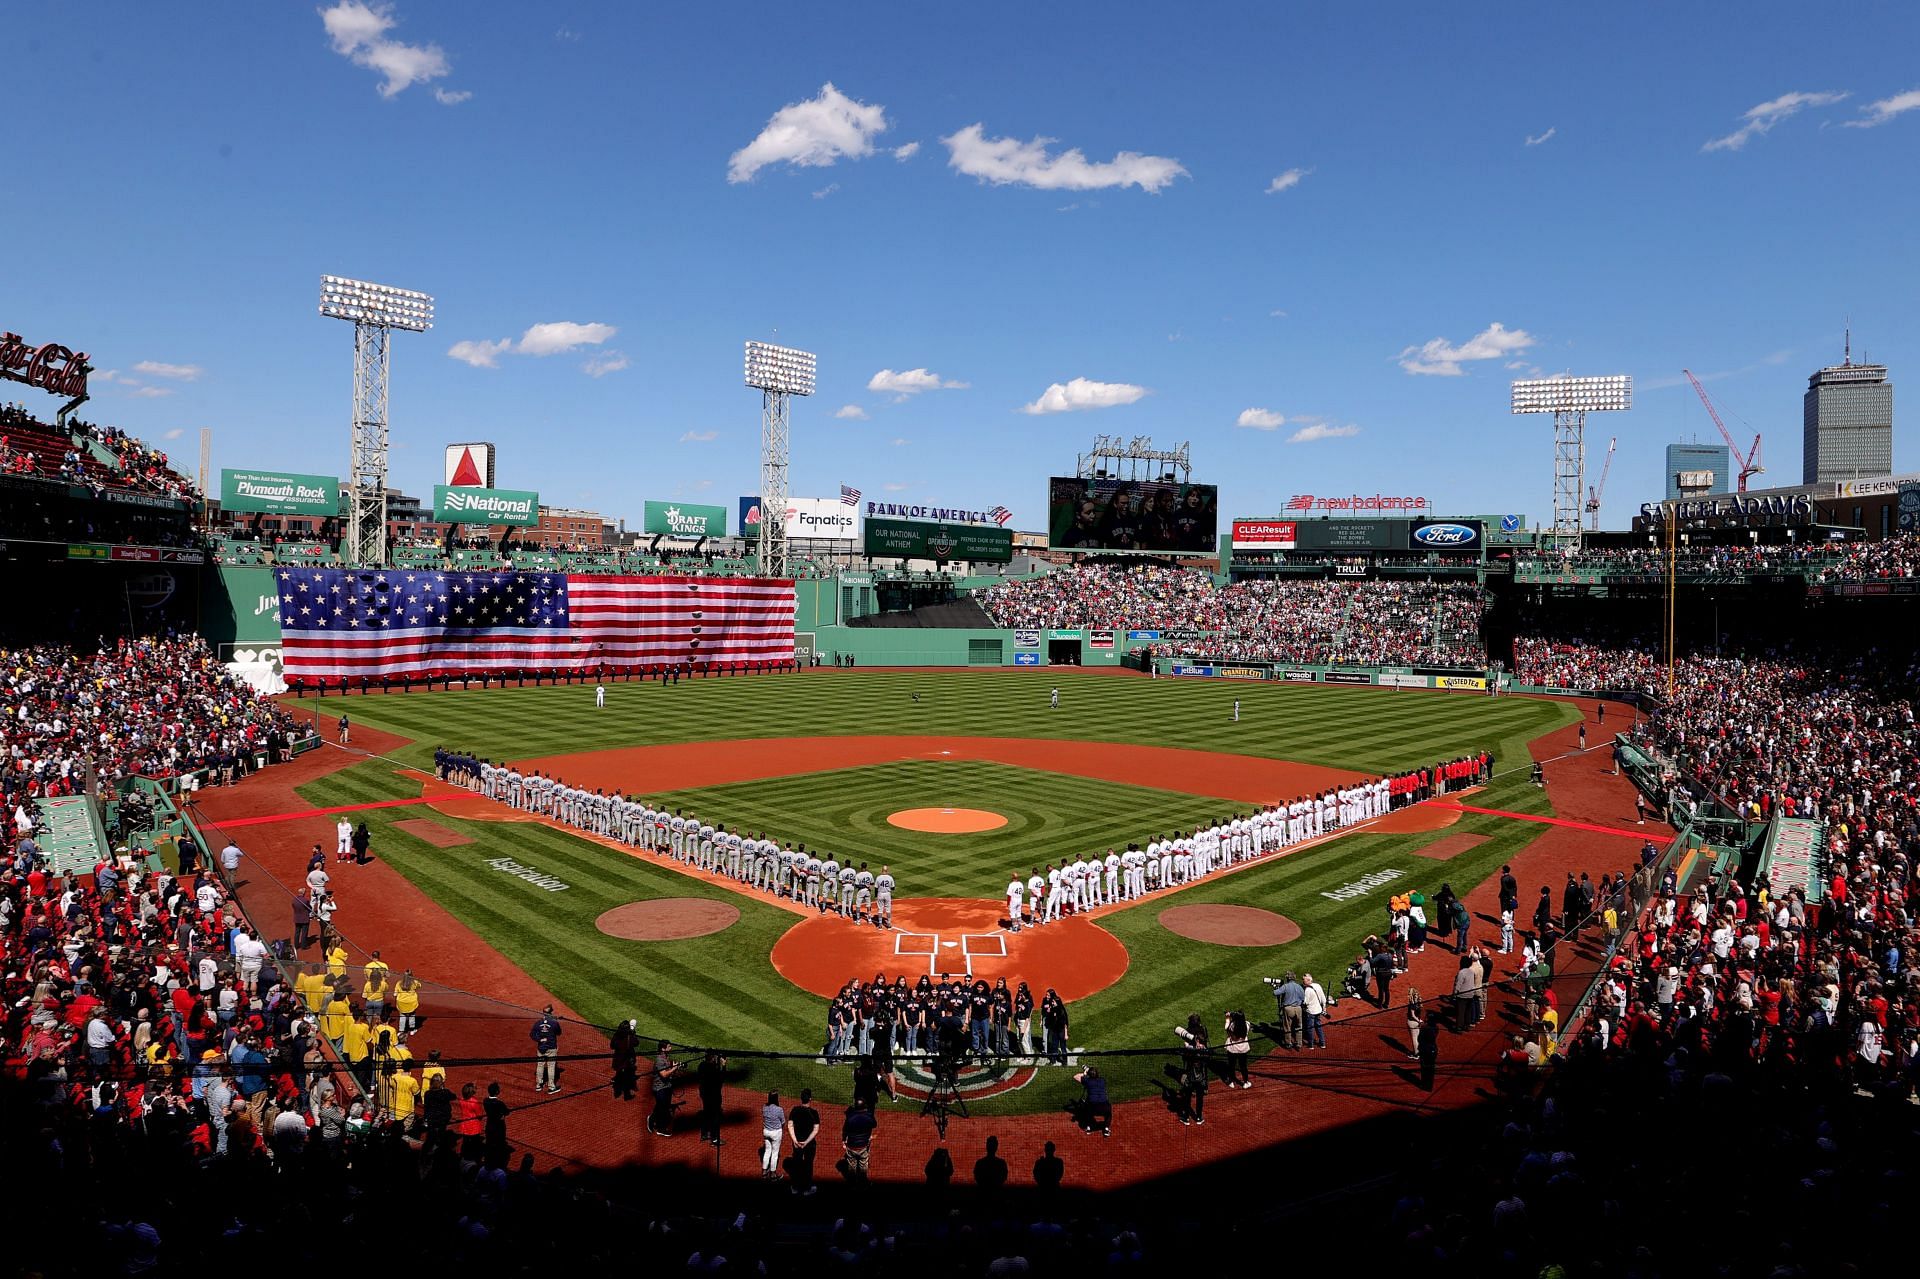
[434,749,900,927]
[1003,753,1492,925]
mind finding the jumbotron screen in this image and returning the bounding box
[1047,477,1219,553]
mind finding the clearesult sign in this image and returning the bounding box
[644,500,727,538]
[220,468,342,517]
[434,485,540,526]
[1231,519,1298,549]
[0,331,90,399]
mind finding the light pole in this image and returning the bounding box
[743,340,815,578]
[1510,375,1631,551]
[319,276,434,567]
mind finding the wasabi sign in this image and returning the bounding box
[220,469,341,517]
[433,485,540,526]
[644,500,727,537]
[863,517,1014,563]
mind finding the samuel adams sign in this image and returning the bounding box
[0,332,91,399]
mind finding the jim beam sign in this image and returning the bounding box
[0,332,90,399]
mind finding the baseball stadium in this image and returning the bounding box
[10,9,1920,1276]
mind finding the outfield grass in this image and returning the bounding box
[293,670,1575,1113]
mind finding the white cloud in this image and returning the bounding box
[1846,88,1920,129]
[884,480,910,490]
[447,338,513,368]
[319,1,452,99]
[727,82,888,183]
[133,360,203,381]
[1702,90,1848,152]
[867,368,967,396]
[582,352,629,378]
[554,25,580,42]
[890,439,908,447]
[834,404,869,420]
[812,182,839,199]
[893,141,920,161]
[433,87,471,105]
[162,428,186,441]
[1019,377,1149,415]
[941,124,1186,194]
[127,386,171,399]
[1398,322,1535,376]
[1524,127,1556,147]
[679,430,718,443]
[515,321,615,356]
[1236,408,1286,430]
[1268,309,1288,319]
[1288,423,1361,444]
[1264,167,1310,194]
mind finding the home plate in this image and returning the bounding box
[941,941,959,948]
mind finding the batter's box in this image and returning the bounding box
[894,932,938,958]
[962,933,1007,959]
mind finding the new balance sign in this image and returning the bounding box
[433,485,540,526]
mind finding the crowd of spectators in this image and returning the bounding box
[1516,532,1920,584]
[0,635,309,801]
[71,419,197,500]
[980,566,1487,667]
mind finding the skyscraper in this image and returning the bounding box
[1666,442,1731,498]
[1803,343,1893,484]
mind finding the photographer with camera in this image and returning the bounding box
[1264,972,1305,1049]
[1173,1014,1212,1126]
[1072,1064,1111,1137]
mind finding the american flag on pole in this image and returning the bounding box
[839,483,861,506]
[273,569,796,681]
[987,505,1012,527]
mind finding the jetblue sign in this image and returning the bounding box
[1408,519,1481,550]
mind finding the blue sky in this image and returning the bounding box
[10,3,1919,532]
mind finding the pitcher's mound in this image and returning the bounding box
[1160,904,1300,947]
[887,807,1009,833]
[596,899,739,941]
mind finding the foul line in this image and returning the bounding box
[211,795,442,828]
[1426,800,1650,841]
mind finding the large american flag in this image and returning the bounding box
[274,569,796,680]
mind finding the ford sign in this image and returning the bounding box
[1409,520,1481,549]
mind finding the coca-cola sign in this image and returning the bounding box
[0,332,90,398]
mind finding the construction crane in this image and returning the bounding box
[1585,436,1616,529]
[1682,369,1764,492]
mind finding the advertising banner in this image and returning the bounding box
[1333,563,1370,578]
[1126,629,1162,641]
[1168,664,1217,677]
[1048,477,1218,552]
[1012,651,1042,666]
[1281,669,1318,682]
[739,495,763,529]
[1434,675,1488,690]
[1047,629,1082,640]
[1231,519,1298,549]
[863,517,1013,562]
[434,485,540,526]
[784,497,857,541]
[1379,673,1430,688]
[1284,493,1428,515]
[1899,482,1920,533]
[644,500,727,537]
[1294,520,1402,551]
[1218,665,1266,680]
[1408,519,1483,551]
[444,442,496,488]
[1322,670,1372,684]
[1088,629,1116,650]
[220,469,341,517]
[1013,629,1041,648]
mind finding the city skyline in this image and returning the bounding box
[8,3,1920,531]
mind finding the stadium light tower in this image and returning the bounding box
[319,275,434,567]
[1511,374,1631,548]
[743,340,815,577]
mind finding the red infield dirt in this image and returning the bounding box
[390,817,472,847]
[515,735,1362,805]
[1159,903,1301,946]
[772,898,1129,1002]
[887,806,1010,833]
[1409,833,1491,861]
[596,899,740,941]
[187,689,1665,1190]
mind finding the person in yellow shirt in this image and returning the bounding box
[393,970,422,1041]
[387,1065,421,1128]
[325,945,348,982]
[364,949,391,985]
[294,964,329,1016]
[362,972,388,1024]
[342,1015,375,1096]
[145,1038,176,1074]
[320,993,354,1052]
[420,1048,446,1093]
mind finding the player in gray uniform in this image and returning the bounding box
[852,863,875,923]
[723,827,742,879]
[874,866,895,929]
[505,768,523,809]
[820,855,840,912]
[837,861,857,917]
[670,812,689,860]
[804,854,823,908]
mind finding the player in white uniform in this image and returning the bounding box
[1025,869,1046,927]
[852,863,875,923]
[820,855,840,911]
[837,861,857,916]
[1103,850,1120,904]
[1006,874,1025,928]
[336,817,353,861]
[1049,687,1059,710]
[874,866,894,929]
[1044,864,1066,922]
[804,854,823,908]
[595,683,605,709]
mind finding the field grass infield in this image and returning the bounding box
[291,669,1574,1113]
